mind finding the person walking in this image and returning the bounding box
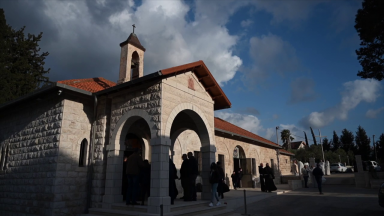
[312,163,324,195]
[301,164,310,188]
[180,154,190,201]
[188,152,198,201]
[259,163,266,192]
[264,163,277,192]
[126,148,144,205]
[292,160,299,176]
[231,171,237,190]
[216,161,225,199]
[169,158,178,205]
[208,162,221,207]
[139,160,151,205]
[237,168,243,188]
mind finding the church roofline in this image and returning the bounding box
[0,82,92,111]
[215,128,282,149]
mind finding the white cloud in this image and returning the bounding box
[21,0,243,85]
[254,0,325,24]
[366,107,384,119]
[215,112,264,135]
[241,19,253,27]
[300,79,382,128]
[242,33,301,88]
[273,114,279,119]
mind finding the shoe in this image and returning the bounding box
[209,203,213,207]
[216,202,221,206]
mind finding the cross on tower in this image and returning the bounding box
[132,24,136,33]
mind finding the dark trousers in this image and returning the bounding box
[260,176,266,192]
[218,182,224,198]
[304,176,309,187]
[141,184,149,205]
[126,174,139,204]
[190,175,197,200]
[315,177,322,193]
[181,178,190,201]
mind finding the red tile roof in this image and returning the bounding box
[57,77,116,93]
[279,149,295,156]
[214,117,280,148]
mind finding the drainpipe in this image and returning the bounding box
[86,95,97,212]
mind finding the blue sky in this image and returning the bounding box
[1,0,383,145]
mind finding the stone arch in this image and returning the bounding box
[164,103,214,146]
[110,109,155,151]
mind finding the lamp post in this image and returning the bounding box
[373,135,377,161]
[338,155,341,163]
[276,126,279,145]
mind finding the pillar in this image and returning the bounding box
[147,137,171,214]
[200,145,216,200]
[102,147,124,208]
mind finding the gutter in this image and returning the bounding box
[86,95,97,212]
[0,82,92,111]
[214,128,282,149]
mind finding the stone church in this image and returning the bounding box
[0,31,294,215]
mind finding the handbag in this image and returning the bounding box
[222,183,230,193]
[322,176,326,183]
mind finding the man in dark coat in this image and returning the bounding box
[264,163,277,192]
[216,161,225,199]
[312,163,324,195]
[188,152,198,201]
[258,163,266,192]
[139,160,151,205]
[180,154,191,201]
[231,171,237,189]
[169,158,178,204]
[126,148,144,205]
[237,168,243,188]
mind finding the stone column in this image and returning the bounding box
[200,145,216,200]
[102,147,124,208]
[147,137,171,214]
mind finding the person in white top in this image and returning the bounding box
[301,165,310,188]
[291,160,299,176]
[319,160,325,174]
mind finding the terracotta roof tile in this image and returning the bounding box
[214,117,280,148]
[279,149,295,156]
[57,77,116,93]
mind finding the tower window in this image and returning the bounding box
[79,139,88,167]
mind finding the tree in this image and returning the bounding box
[331,131,341,151]
[354,0,384,80]
[310,127,318,145]
[376,133,384,163]
[355,125,371,160]
[281,129,294,150]
[322,137,331,151]
[340,129,355,153]
[0,9,50,104]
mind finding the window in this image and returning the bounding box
[252,158,256,175]
[79,139,88,167]
[286,159,288,164]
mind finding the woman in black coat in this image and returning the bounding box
[258,163,266,192]
[231,171,238,190]
[264,163,277,192]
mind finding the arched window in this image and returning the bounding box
[79,139,88,167]
[130,51,140,80]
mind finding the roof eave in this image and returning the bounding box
[214,128,281,149]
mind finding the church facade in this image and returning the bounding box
[0,32,294,215]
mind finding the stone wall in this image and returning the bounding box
[0,96,63,216]
[52,99,93,215]
[161,72,215,137]
[279,154,293,175]
[215,136,282,187]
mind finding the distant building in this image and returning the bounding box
[290,141,308,150]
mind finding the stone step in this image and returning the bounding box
[112,203,147,212]
[170,201,210,212]
[88,208,141,216]
[171,205,227,216]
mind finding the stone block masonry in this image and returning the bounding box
[0,97,64,216]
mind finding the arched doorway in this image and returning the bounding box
[233,145,246,174]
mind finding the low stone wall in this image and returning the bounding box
[288,180,302,190]
[281,175,300,184]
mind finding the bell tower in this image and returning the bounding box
[118,24,146,84]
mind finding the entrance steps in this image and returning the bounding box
[85,201,231,216]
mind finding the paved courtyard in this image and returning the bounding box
[233,185,383,216]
